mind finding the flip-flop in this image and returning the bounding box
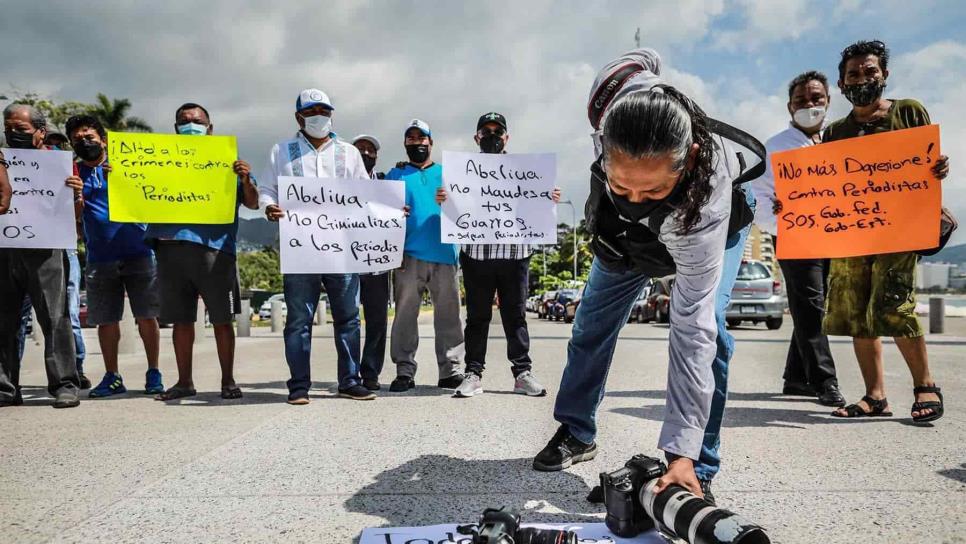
[154,385,197,401]
[221,386,243,400]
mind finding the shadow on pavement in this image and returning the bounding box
[606,389,822,403]
[611,402,911,429]
[937,463,966,483]
[344,454,600,543]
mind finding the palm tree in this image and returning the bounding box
[89,93,152,132]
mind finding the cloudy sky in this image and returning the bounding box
[4,0,966,241]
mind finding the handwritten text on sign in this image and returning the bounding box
[773,124,941,259]
[0,148,75,249]
[441,151,557,244]
[279,176,406,273]
[107,131,238,224]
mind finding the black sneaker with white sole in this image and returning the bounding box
[532,424,598,471]
[338,384,376,400]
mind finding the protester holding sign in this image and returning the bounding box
[821,40,949,422]
[260,89,374,403]
[352,134,391,390]
[385,119,465,393]
[64,114,165,399]
[0,105,80,408]
[435,113,560,399]
[752,71,844,407]
[146,103,259,401]
[532,49,761,505]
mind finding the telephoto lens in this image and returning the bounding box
[514,527,579,544]
[640,480,770,544]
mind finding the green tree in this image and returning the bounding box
[238,248,283,292]
[88,93,152,132]
[1,91,91,133]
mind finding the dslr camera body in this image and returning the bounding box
[600,455,770,544]
[464,507,577,544]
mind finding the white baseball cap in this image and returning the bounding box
[351,134,381,151]
[296,89,334,112]
[405,118,431,137]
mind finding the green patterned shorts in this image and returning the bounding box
[823,252,923,338]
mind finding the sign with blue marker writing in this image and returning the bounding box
[0,148,75,249]
[440,151,557,244]
[106,131,238,223]
[278,176,406,273]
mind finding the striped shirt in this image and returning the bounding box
[461,243,533,261]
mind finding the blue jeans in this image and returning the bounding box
[16,250,86,371]
[282,273,362,396]
[553,189,753,480]
[694,189,754,481]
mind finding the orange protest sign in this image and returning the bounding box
[773,124,941,259]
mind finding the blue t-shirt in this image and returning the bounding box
[78,163,153,264]
[144,181,244,256]
[385,163,457,265]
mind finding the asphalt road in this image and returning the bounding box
[3,311,964,543]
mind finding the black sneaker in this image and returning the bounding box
[53,389,80,409]
[389,376,415,392]
[699,479,716,506]
[532,425,598,471]
[78,373,92,390]
[437,374,464,389]
[338,384,376,400]
[782,381,815,396]
[363,379,381,391]
[817,384,846,407]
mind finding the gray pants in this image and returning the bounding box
[0,249,78,401]
[390,255,463,380]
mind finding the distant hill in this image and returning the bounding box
[238,217,278,251]
[922,243,966,265]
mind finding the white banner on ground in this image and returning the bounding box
[359,522,665,543]
[0,148,75,249]
[278,176,406,274]
[440,151,557,244]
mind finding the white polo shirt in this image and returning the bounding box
[258,131,369,208]
[751,123,820,235]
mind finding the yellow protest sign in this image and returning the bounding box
[107,131,238,223]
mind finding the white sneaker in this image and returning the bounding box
[453,373,483,398]
[514,371,547,397]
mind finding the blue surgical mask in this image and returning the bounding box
[176,122,208,135]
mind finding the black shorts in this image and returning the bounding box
[155,242,240,325]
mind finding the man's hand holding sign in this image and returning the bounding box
[773,124,948,259]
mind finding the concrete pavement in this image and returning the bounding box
[3,313,965,543]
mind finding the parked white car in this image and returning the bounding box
[258,294,286,320]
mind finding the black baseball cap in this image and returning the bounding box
[477,112,507,131]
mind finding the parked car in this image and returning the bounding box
[564,286,585,323]
[726,260,785,329]
[78,292,91,328]
[526,294,542,313]
[259,294,287,320]
[549,289,578,321]
[628,281,654,323]
[637,275,674,323]
[537,291,557,319]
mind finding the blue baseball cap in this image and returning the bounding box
[296,89,334,112]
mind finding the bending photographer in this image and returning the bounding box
[532,49,760,501]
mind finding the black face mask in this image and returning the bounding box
[842,79,886,107]
[479,134,505,154]
[362,155,377,173]
[405,144,430,164]
[74,139,104,162]
[594,158,685,224]
[5,130,36,149]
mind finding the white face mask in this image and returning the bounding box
[301,114,332,139]
[793,106,826,129]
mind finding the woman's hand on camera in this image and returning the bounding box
[653,456,703,499]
